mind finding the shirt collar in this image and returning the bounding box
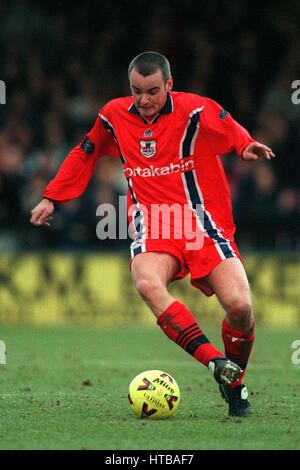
[128,92,174,124]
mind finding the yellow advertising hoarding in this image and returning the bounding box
[0,252,299,327]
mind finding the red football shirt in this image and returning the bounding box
[43,91,254,247]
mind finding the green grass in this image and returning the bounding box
[0,324,299,450]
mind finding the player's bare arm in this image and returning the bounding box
[30,198,54,227]
[242,141,275,161]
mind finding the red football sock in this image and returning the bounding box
[157,301,224,367]
[222,319,255,388]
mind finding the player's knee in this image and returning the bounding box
[226,298,253,328]
[135,277,162,302]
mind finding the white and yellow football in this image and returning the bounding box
[128,370,180,419]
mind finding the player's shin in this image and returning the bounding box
[221,319,255,387]
[157,300,223,366]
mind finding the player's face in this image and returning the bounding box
[129,68,173,120]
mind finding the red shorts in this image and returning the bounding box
[129,235,242,297]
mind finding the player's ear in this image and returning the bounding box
[166,76,173,91]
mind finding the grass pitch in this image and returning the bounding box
[0,324,299,450]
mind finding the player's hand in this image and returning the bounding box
[30,198,55,227]
[242,142,276,161]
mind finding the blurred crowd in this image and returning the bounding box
[0,0,299,252]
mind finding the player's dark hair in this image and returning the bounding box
[128,52,171,81]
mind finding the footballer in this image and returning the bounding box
[30,52,275,417]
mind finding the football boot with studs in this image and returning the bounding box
[208,356,242,385]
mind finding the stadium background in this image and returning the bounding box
[0,0,299,327]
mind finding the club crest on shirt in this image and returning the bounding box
[139,139,157,158]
